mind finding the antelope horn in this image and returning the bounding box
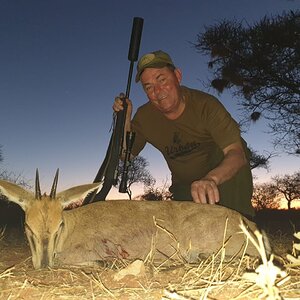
[35,169,42,200]
[50,169,59,199]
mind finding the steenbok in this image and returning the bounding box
[0,170,259,269]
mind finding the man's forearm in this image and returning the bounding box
[204,144,247,185]
[191,143,247,204]
[120,114,132,160]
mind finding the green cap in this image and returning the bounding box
[135,50,175,82]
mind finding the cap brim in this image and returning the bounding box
[135,62,171,82]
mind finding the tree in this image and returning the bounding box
[251,183,280,210]
[115,156,156,200]
[194,10,300,154]
[272,171,300,209]
[0,145,30,188]
[0,169,31,188]
[248,147,274,170]
[0,147,31,226]
[138,179,172,201]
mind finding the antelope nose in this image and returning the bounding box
[40,240,50,268]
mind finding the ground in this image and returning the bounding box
[0,210,300,299]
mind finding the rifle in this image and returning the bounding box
[83,17,144,204]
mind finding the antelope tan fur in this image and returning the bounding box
[0,170,259,269]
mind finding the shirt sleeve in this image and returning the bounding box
[203,96,242,150]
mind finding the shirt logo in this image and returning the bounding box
[165,132,201,159]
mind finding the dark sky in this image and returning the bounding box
[0,0,299,197]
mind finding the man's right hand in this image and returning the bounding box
[113,93,133,153]
[113,93,133,116]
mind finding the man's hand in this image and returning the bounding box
[190,141,247,205]
[191,178,220,204]
[113,93,133,116]
[113,93,134,158]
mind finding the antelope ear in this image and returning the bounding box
[0,180,34,211]
[56,182,102,208]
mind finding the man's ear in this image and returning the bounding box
[174,68,182,83]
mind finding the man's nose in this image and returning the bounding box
[153,84,162,95]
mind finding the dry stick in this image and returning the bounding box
[0,226,5,240]
[81,271,116,298]
[170,219,254,300]
[240,221,291,300]
[0,266,14,279]
[163,289,193,300]
[144,222,158,265]
[153,217,185,261]
[145,216,186,273]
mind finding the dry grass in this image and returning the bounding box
[0,226,4,241]
[0,225,300,299]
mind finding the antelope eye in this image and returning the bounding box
[25,224,37,251]
[25,223,34,236]
[59,221,64,232]
[54,221,64,246]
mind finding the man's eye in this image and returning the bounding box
[145,86,153,92]
[159,77,166,84]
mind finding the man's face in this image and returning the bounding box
[140,66,183,119]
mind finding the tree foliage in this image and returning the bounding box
[252,183,280,210]
[0,170,31,188]
[272,171,300,209]
[115,156,155,200]
[0,145,30,189]
[195,10,300,154]
[0,147,31,226]
[252,171,300,210]
[138,180,172,201]
[248,147,274,170]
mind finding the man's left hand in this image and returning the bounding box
[191,178,220,204]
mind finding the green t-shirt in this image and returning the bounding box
[131,86,254,217]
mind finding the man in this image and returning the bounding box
[114,50,254,217]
